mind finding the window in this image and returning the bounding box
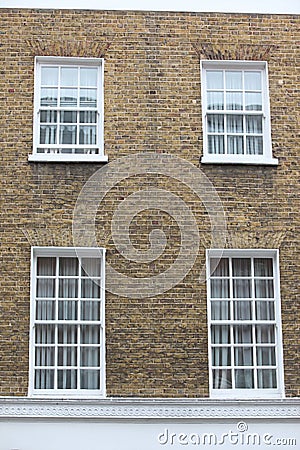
[29,57,107,162]
[29,247,106,397]
[207,250,284,398]
[201,61,277,165]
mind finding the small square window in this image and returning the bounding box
[201,61,278,165]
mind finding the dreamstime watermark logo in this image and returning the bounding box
[72,152,227,298]
[157,422,297,447]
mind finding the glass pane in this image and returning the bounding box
[58,300,77,320]
[81,258,101,277]
[233,279,251,298]
[207,91,224,110]
[246,136,263,155]
[233,325,252,343]
[36,300,56,320]
[80,89,97,107]
[59,258,78,276]
[59,125,77,145]
[255,280,274,298]
[80,111,97,123]
[246,116,262,134]
[40,88,58,107]
[35,369,54,389]
[244,71,261,91]
[255,301,275,320]
[212,347,231,366]
[257,369,277,388]
[61,67,78,86]
[233,301,252,320]
[79,126,97,145]
[235,347,253,366]
[59,279,78,298]
[208,135,224,154]
[256,325,275,343]
[232,258,251,276]
[207,114,224,132]
[57,369,77,389]
[40,125,57,145]
[211,279,229,298]
[227,136,244,154]
[226,92,242,110]
[213,369,232,389]
[81,301,101,321]
[80,369,100,389]
[227,115,243,133]
[37,257,56,276]
[245,92,262,111]
[58,347,77,366]
[254,258,273,277]
[211,301,230,320]
[58,325,77,344]
[80,67,98,87]
[206,71,223,89]
[37,278,55,298]
[225,71,242,90]
[81,279,100,298]
[235,369,254,388]
[210,258,229,277]
[41,67,58,86]
[61,111,77,123]
[211,325,230,344]
[81,325,100,344]
[257,347,276,366]
[60,88,78,107]
[35,325,55,344]
[35,347,55,366]
[80,347,100,367]
[40,110,57,123]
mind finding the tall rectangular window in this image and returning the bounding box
[201,61,277,165]
[30,57,107,162]
[29,247,105,397]
[207,250,284,398]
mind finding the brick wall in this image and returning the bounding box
[0,9,299,396]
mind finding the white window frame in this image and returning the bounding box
[206,249,284,399]
[29,56,107,163]
[201,60,278,165]
[29,247,106,398]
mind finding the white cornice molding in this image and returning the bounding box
[0,398,299,420]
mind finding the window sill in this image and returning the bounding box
[201,155,278,166]
[28,154,108,163]
[210,390,284,400]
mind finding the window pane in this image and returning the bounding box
[256,325,275,343]
[81,258,101,277]
[255,280,274,298]
[233,279,251,298]
[41,67,58,86]
[40,88,58,107]
[206,71,223,89]
[58,369,77,389]
[58,325,77,344]
[207,91,224,110]
[235,347,253,366]
[60,125,77,145]
[211,301,230,320]
[207,114,224,132]
[246,116,262,134]
[232,258,251,276]
[81,325,100,344]
[233,325,252,343]
[257,369,277,388]
[227,115,243,133]
[40,110,57,123]
[233,301,252,320]
[81,301,101,321]
[227,136,244,154]
[37,257,56,276]
[79,126,97,145]
[210,258,229,277]
[225,71,242,90]
[213,369,232,389]
[58,300,77,320]
[80,347,100,367]
[35,369,54,389]
[59,279,78,298]
[208,135,224,154]
[60,88,78,107]
[244,71,261,91]
[35,347,55,366]
[246,136,263,155]
[255,301,275,320]
[254,258,273,277]
[245,92,262,111]
[37,278,55,298]
[59,258,78,276]
[35,325,55,344]
[61,111,77,123]
[211,325,230,344]
[81,279,100,299]
[80,67,98,87]
[212,347,231,366]
[36,300,56,320]
[80,111,97,123]
[61,67,78,86]
[226,92,242,110]
[211,279,229,298]
[80,88,97,107]
[40,126,57,145]
[80,369,100,389]
[235,369,254,388]
[256,347,276,366]
[58,347,77,366]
